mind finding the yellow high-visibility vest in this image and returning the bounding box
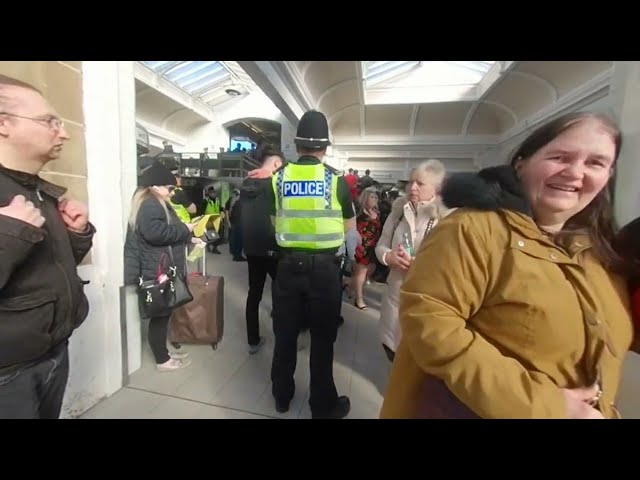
[272,163,343,249]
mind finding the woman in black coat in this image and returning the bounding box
[124,162,201,372]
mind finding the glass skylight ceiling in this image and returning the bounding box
[362,61,499,105]
[140,61,255,107]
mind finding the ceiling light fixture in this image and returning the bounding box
[225,88,241,96]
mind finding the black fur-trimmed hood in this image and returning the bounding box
[441,165,532,216]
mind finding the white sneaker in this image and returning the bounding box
[248,337,266,355]
[169,351,190,360]
[157,358,191,372]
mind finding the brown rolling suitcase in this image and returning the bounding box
[168,247,224,350]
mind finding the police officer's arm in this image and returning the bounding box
[337,176,356,231]
[173,189,197,214]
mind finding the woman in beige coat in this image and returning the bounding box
[375,160,447,361]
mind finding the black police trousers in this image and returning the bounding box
[271,252,342,414]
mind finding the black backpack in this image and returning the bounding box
[239,178,278,257]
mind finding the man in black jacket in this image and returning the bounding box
[0,74,95,418]
[239,145,285,354]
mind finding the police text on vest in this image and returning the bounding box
[282,181,325,197]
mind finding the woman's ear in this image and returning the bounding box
[512,157,524,178]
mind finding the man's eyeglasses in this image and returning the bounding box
[0,112,65,130]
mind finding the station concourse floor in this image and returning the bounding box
[80,246,640,420]
[80,247,393,419]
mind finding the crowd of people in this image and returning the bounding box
[1,69,639,420]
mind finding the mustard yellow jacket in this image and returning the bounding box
[380,167,635,419]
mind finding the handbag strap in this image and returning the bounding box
[162,202,188,276]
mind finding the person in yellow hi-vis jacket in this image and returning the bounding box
[268,110,356,419]
[168,167,196,223]
[202,186,225,254]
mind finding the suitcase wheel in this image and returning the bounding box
[171,342,181,349]
[211,343,218,351]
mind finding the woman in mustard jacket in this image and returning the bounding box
[380,112,637,419]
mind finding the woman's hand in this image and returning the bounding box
[186,223,196,232]
[191,237,205,246]
[386,246,412,272]
[562,384,605,419]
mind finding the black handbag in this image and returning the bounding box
[138,248,193,318]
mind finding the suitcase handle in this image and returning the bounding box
[185,244,207,276]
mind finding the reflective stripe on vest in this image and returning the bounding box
[169,188,191,223]
[272,163,344,249]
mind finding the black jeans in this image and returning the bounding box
[0,342,70,419]
[229,226,244,258]
[246,255,278,346]
[149,315,171,364]
[271,253,341,415]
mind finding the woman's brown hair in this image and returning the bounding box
[510,111,623,270]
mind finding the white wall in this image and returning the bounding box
[186,91,298,157]
[609,61,640,227]
[61,61,137,417]
[476,93,613,168]
[184,121,229,153]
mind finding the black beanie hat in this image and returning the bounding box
[141,162,177,187]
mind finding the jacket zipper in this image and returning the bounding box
[35,187,75,333]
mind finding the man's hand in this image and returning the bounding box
[58,199,89,233]
[247,167,272,179]
[0,195,45,228]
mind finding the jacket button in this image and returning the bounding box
[587,315,601,325]
[517,240,525,247]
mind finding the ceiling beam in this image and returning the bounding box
[134,62,214,122]
[462,61,519,135]
[285,61,317,111]
[237,61,304,127]
[409,105,420,136]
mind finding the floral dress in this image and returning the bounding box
[354,210,382,266]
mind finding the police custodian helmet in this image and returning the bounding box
[294,110,332,149]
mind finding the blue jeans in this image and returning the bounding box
[0,342,69,419]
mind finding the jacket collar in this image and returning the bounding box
[441,165,593,254]
[0,163,67,199]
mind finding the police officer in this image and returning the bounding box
[168,166,196,223]
[269,110,355,419]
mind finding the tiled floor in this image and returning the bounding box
[81,249,392,419]
[80,247,640,420]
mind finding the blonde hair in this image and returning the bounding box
[128,187,170,230]
[407,159,449,219]
[358,186,378,211]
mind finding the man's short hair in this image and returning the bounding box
[0,74,42,111]
[257,143,286,166]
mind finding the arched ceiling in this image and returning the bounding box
[140,61,256,109]
[134,61,262,140]
[239,60,613,173]
[294,61,612,138]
